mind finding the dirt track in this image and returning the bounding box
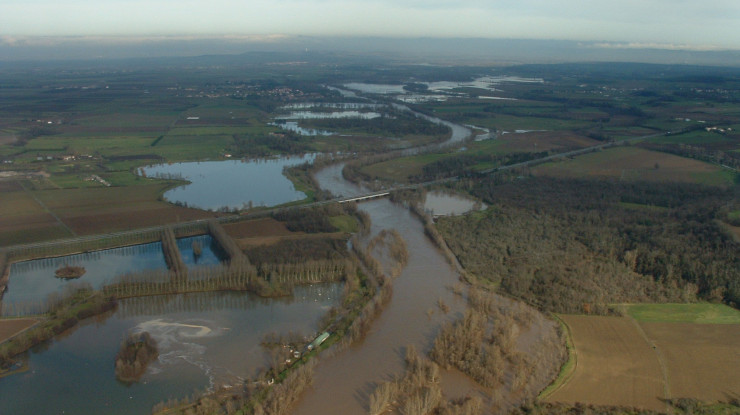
[0,318,39,343]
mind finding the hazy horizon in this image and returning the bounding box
[1,1,739,49]
[2,36,740,67]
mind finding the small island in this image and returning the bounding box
[114,332,159,383]
[54,265,86,279]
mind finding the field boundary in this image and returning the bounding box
[538,314,578,400]
[628,316,672,414]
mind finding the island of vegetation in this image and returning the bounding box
[54,265,86,280]
[114,331,159,383]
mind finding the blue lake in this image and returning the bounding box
[140,155,315,211]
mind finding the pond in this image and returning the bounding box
[0,285,341,415]
[176,234,228,267]
[140,155,315,211]
[423,191,485,216]
[1,242,168,314]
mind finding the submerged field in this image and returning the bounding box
[546,305,740,410]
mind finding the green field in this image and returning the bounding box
[328,215,359,233]
[625,303,740,324]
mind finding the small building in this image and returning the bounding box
[306,332,330,351]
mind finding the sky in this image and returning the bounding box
[1,0,739,50]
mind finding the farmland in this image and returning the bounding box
[545,306,740,410]
[543,315,666,411]
[0,180,214,244]
[641,322,740,402]
[533,146,736,185]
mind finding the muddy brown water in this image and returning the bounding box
[295,162,562,415]
[292,197,471,415]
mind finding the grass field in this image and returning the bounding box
[625,303,740,324]
[328,214,359,233]
[359,131,600,182]
[533,146,736,185]
[545,315,666,411]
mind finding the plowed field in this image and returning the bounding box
[545,315,666,411]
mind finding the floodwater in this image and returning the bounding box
[270,121,333,136]
[343,76,543,97]
[275,111,381,120]
[271,110,382,136]
[0,285,341,415]
[281,103,383,110]
[140,155,314,211]
[292,168,470,415]
[1,242,168,312]
[343,83,406,94]
[423,191,485,217]
[176,234,228,267]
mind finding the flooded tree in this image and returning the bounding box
[115,331,159,383]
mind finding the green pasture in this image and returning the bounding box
[625,303,740,324]
[329,215,359,233]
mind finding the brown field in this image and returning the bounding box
[0,183,215,245]
[545,315,666,411]
[222,217,293,239]
[641,322,740,402]
[0,318,39,343]
[533,146,732,185]
[0,180,23,192]
[0,181,70,245]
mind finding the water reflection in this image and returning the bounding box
[0,285,341,415]
[2,242,167,308]
[423,191,485,216]
[176,234,228,267]
[141,155,315,210]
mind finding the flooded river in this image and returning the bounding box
[292,165,477,414]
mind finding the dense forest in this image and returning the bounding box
[436,176,739,313]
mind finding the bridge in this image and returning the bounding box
[337,191,389,204]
